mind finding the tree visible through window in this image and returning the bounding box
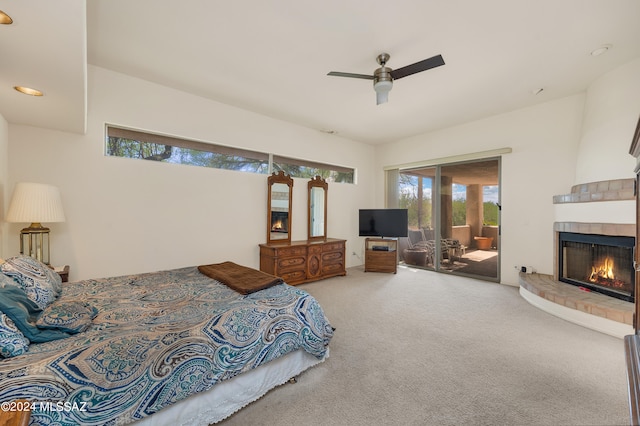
[105,125,355,183]
[399,174,432,229]
[106,127,270,173]
[273,155,354,183]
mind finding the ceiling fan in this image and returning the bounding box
[327,53,445,105]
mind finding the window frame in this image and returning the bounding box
[105,124,355,183]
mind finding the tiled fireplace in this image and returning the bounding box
[520,178,636,338]
[552,179,636,297]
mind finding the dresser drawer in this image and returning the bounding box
[322,262,345,275]
[323,242,345,253]
[322,251,344,263]
[276,246,307,257]
[278,256,306,270]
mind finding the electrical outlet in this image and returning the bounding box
[517,265,535,274]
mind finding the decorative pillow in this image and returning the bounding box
[0,284,70,343]
[0,272,18,289]
[0,311,30,358]
[37,301,98,334]
[1,255,62,309]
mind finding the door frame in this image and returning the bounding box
[395,156,502,282]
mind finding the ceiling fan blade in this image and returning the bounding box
[390,54,445,80]
[327,71,374,80]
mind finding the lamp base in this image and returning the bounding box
[20,223,51,265]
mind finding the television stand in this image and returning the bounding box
[364,238,397,273]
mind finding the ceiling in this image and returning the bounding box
[1,1,639,145]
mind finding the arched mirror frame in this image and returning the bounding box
[267,171,294,244]
[308,176,328,241]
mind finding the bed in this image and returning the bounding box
[0,256,333,425]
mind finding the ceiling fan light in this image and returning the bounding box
[374,80,393,105]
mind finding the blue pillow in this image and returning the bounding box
[1,255,62,309]
[37,300,98,334]
[0,311,29,358]
[0,284,70,343]
[0,272,18,289]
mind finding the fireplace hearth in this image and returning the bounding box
[558,232,635,302]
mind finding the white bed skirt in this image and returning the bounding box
[133,348,329,426]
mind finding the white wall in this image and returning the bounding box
[574,58,640,184]
[7,66,375,280]
[554,58,640,234]
[0,113,8,259]
[375,94,586,286]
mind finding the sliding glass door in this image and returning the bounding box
[395,158,500,281]
[398,167,436,270]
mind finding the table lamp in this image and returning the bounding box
[6,182,65,265]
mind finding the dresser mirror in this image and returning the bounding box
[267,171,293,244]
[308,176,328,241]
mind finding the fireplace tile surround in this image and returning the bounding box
[552,178,635,204]
[518,178,636,337]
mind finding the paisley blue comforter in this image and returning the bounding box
[0,266,333,425]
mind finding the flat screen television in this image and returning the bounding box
[358,209,408,238]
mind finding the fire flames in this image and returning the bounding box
[588,256,627,289]
[271,220,284,232]
[589,257,615,282]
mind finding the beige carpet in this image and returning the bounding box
[219,266,629,426]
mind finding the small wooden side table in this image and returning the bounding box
[55,265,70,283]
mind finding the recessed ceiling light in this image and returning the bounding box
[590,44,612,57]
[14,86,44,96]
[0,10,12,24]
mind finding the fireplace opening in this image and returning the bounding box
[270,211,289,233]
[558,232,635,302]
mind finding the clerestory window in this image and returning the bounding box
[105,125,355,183]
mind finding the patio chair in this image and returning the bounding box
[443,238,462,262]
[404,229,431,267]
[407,229,429,249]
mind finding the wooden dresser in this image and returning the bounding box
[259,238,346,285]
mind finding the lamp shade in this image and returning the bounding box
[6,183,66,224]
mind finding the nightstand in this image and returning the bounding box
[55,265,70,283]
